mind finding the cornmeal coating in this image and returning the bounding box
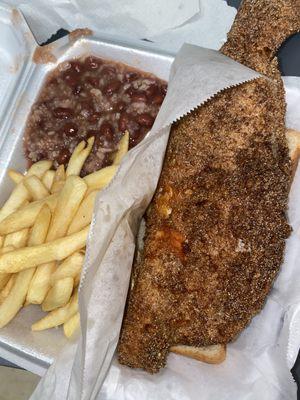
[118,0,300,373]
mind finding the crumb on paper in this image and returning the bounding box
[69,28,93,43]
[33,45,57,64]
[11,9,22,26]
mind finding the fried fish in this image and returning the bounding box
[118,0,300,372]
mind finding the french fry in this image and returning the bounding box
[0,269,30,326]
[32,290,78,331]
[27,205,52,247]
[0,182,30,223]
[113,131,129,165]
[0,274,11,292]
[7,161,52,185]
[67,191,97,235]
[0,275,16,304]
[42,277,74,311]
[47,175,87,240]
[66,137,95,177]
[50,180,65,194]
[28,172,86,302]
[0,226,89,273]
[8,170,23,184]
[2,226,28,291]
[53,164,65,181]
[0,205,52,323]
[63,312,80,338]
[0,245,15,254]
[0,141,121,334]
[50,252,84,284]
[4,228,29,249]
[26,262,57,304]
[42,170,55,191]
[51,165,65,194]
[83,165,117,191]
[24,175,49,200]
[27,177,86,304]
[0,246,15,291]
[74,273,81,287]
[0,194,58,235]
[27,160,52,178]
[26,206,52,305]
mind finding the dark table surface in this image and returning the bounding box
[1,1,300,398]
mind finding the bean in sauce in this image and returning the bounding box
[24,55,167,176]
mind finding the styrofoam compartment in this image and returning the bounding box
[0,4,174,376]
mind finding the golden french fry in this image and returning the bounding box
[7,161,51,186]
[0,236,3,248]
[32,290,78,331]
[50,252,84,284]
[63,312,80,338]
[27,205,52,247]
[0,274,11,292]
[4,228,29,249]
[8,170,23,184]
[51,178,65,193]
[0,182,30,223]
[0,246,15,254]
[24,175,49,200]
[0,275,16,304]
[50,165,65,194]
[113,131,129,165]
[0,204,50,323]
[53,164,65,181]
[14,206,52,308]
[27,160,52,178]
[66,137,95,177]
[26,262,57,305]
[0,268,34,327]
[0,194,58,235]
[0,197,51,328]
[42,170,55,191]
[74,273,81,287]
[47,176,87,240]
[50,180,65,194]
[0,226,89,273]
[0,246,15,291]
[28,177,86,304]
[83,165,117,191]
[42,277,74,311]
[19,206,51,306]
[67,191,97,235]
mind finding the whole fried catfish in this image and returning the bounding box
[118,0,300,373]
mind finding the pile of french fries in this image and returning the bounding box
[0,132,129,338]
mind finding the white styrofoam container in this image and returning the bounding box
[0,3,174,376]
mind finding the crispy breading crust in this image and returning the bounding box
[118,0,300,373]
[221,0,300,77]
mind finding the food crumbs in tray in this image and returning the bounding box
[24,56,167,176]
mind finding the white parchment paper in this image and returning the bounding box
[3,0,236,51]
